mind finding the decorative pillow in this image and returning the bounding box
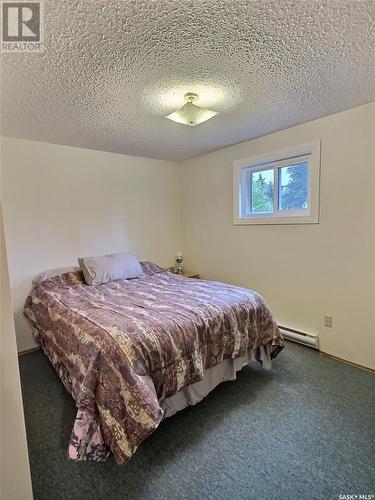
[78,252,144,285]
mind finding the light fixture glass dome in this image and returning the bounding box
[165,92,218,127]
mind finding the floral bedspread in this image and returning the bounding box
[24,262,283,463]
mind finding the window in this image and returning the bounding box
[233,141,320,225]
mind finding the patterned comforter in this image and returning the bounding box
[24,262,283,463]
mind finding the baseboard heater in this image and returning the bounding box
[278,325,319,349]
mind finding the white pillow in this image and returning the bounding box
[78,252,144,286]
[32,266,80,287]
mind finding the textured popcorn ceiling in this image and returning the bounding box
[1,0,375,161]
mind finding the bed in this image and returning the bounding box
[24,261,284,464]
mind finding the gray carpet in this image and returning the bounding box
[19,342,375,500]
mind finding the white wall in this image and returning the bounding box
[1,137,182,352]
[0,203,33,500]
[181,103,375,370]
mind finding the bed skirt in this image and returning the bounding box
[161,343,272,418]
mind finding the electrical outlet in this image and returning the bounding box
[324,315,333,328]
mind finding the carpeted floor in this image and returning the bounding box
[19,342,374,500]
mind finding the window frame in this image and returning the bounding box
[233,140,321,225]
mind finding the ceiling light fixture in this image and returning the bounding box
[165,92,218,127]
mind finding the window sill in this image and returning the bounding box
[233,215,319,225]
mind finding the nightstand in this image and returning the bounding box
[181,271,200,279]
